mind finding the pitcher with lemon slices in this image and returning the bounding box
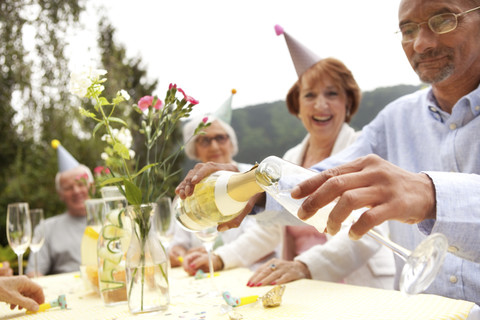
[80,199,106,293]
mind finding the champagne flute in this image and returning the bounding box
[6,203,32,275]
[29,209,45,277]
[194,226,219,296]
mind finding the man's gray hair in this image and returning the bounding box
[55,164,94,192]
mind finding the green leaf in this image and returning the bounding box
[92,122,104,137]
[79,107,96,118]
[100,177,125,186]
[113,142,130,159]
[132,163,158,178]
[124,179,142,205]
[112,96,123,105]
[99,97,110,106]
[108,117,128,126]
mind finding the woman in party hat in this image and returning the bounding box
[244,25,395,289]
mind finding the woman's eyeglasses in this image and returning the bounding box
[196,134,230,147]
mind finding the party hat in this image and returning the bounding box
[275,24,321,77]
[213,89,236,124]
[51,139,80,172]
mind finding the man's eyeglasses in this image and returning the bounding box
[196,134,230,147]
[398,5,480,43]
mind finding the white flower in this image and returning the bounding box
[68,66,107,98]
[116,127,133,149]
[119,89,130,100]
[101,152,109,160]
[129,149,136,159]
[102,127,132,149]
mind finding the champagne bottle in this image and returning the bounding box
[174,165,263,231]
[174,156,361,232]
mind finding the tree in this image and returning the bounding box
[0,0,86,249]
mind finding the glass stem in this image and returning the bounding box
[165,244,171,281]
[34,252,38,278]
[206,247,216,291]
[366,229,411,261]
[18,254,23,276]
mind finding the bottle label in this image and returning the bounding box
[214,171,248,216]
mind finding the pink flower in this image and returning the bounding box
[202,117,208,124]
[138,95,163,111]
[94,166,111,176]
[178,88,199,105]
[188,97,199,105]
[169,83,177,90]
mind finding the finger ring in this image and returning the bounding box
[270,263,276,271]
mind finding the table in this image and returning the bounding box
[0,268,475,319]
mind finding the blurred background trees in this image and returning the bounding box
[1,0,87,262]
[0,0,182,268]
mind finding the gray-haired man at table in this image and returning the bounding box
[26,141,93,276]
[176,0,480,317]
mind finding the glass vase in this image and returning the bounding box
[126,203,169,314]
[97,188,130,306]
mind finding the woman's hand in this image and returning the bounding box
[181,249,224,276]
[0,276,45,311]
[175,162,238,199]
[217,193,265,232]
[169,245,187,268]
[0,261,13,277]
[247,258,311,287]
[292,154,436,239]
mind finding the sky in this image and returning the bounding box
[66,0,420,117]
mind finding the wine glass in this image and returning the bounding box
[6,203,32,275]
[255,155,449,295]
[366,230,447,295]
[194,226,220,296]
[29,208,45,278]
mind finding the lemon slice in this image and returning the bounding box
[84,226,100,240]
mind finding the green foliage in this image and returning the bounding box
[0,245,17,265]
[232,100,307,164]
[0,0,87,248]
[350,84,422,130]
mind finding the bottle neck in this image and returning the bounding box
[227,164,263,202]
